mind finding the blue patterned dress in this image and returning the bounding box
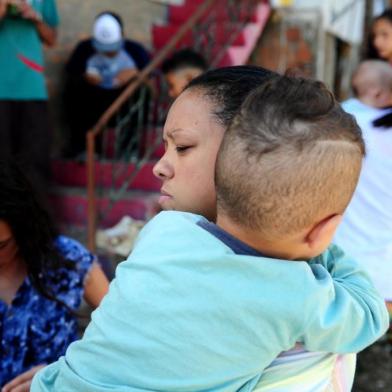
[0,236,94,387]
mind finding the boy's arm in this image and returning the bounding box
[301,244,389,353]
[85,56,102,86]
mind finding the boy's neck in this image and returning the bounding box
[216,214,306,261]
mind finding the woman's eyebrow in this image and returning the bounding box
[166,128,185,139]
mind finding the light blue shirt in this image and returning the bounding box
[32,211,389,392]
[86,48,136,89]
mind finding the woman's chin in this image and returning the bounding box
[158,195,174,210]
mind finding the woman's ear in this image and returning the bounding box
[305,214,343,252]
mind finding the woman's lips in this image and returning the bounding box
[158,189,172,206]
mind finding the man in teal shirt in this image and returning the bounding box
[0,0,58,191]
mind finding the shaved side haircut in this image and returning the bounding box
[216,76,365,240]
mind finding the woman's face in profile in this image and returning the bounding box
[153,89,225,221]
[373,18,392,61]
[0,220,19,267]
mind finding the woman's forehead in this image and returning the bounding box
[165,91,216,128]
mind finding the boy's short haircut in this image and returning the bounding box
[161,48,208,74]
[216,76,365,239]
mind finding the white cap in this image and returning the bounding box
[92,14,123,52]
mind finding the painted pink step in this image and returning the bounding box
[152,23,246,51]
[216,3,271,67]
[152,143,165,159]
[154,2,271,68]
[221,4,270,66]
[52,160,161,192]
[50,187,160,228]
[168,2,259,24]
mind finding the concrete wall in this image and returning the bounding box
[249,9,318,79]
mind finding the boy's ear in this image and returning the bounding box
[305,214,343,251]
[185,68,203,84]
[185,70,197,84]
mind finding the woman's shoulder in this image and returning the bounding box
[54,235,94,266]
[46,236,95,305]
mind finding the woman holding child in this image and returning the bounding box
[152,66,371,391]
[31,67,388,391]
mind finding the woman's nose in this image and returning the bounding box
[153,158,174,180]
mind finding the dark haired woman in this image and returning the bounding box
[0,161,109,392]
[370,9,392,63]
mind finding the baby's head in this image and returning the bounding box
[216,75,365,260]
[92,12,124,58]
[161,49,208,99]
[153,65,277,221]
[352,60,392,108]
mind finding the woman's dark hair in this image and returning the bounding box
[185,65,278,127]
[373,110,392,128]
[0,160,72,307]
[374,8,392,25]
[367,8,392,59]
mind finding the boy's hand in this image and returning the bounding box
[0,0,11,19]
[114,68,138,87]
[16,0,42,23]
[2,364,46,392]
[85,71,102,86]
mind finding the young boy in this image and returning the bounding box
[161,48,208,98]
[85,13,138,89]
[32,76,388,391]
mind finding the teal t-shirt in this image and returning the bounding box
[31,212,388,392]
[0,0,59,100]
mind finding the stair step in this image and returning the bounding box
[51,159,161,192]
[50,186,160,228]
[217,4,271,67]
[168,2,258,24]
[153,23,245,51]
[154,2,270,68]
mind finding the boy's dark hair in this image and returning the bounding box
[186,65,278,127]
[216,76,365,239]
[162,48,208,75]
